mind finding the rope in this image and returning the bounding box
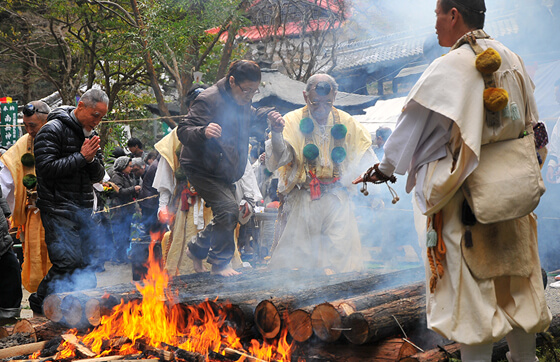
[0,114,186,129]
[93,194,159,214]
[427,211,446,293]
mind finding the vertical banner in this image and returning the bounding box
[1,101,19,148]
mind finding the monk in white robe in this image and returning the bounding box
[266,74,375,274]
[0,101,51,293]
[354,1,551,360]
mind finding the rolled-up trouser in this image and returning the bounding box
[36,209,97,302]
[0,249,22,318]
[185,171,238,267]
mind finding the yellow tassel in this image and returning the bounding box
[483,87,509,112]
[475,48,502,74]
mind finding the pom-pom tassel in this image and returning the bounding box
[510,102,521,121]
[427,229,438,248]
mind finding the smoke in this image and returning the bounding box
[345,0,560,272]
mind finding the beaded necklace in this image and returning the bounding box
[299,106,348,199]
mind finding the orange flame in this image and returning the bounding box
[52,239,294,361]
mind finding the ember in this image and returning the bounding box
[39,240,295,361]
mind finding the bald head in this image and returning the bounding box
[23,101,50,138]
[303,74,339,124]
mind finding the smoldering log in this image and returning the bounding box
[160,342,206,362]
[174,267,425,308]
[42,291,138,328]
[12,319,37,342]
[311,303,343,343]
[0,341,47,359]
[342,294,426,345]
[0,326,8,338]
[254,300,283,339]
[331,281,425,316]
[42,294,63,323]
[283,281,426,343]
[286,309,313,342]
[42,267,424,323]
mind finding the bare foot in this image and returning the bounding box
[186,249,207,273]
[211,264,241,277]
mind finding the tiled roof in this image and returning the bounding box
[254,69,377,108]
[249,0,343,14]
[332,13,520,73]
[207,19,342,42]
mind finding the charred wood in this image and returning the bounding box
[0,341,47,359]
[343,294,426,345]
[254,300,283,339]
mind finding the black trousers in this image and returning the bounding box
[186,171,238,267]
[36,209,97,301]
[0,249,22,318]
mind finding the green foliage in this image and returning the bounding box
[102,88,156,160]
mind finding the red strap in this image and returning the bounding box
[308,171,340,200]
[309,176,321,200]
[180,187,199,212]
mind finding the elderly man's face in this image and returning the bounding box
[23,114,47,138]
[304,89,335,123]
[131,165,144,177]
[75,101,108,132]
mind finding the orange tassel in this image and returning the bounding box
[427,211,446,293]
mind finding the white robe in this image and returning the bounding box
[266,107,374,273]
[380,33,551,344]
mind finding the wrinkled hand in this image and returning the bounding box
[81,136,100,162]
[205,123,222,139]
[239,202,251,218]
[268,111,285,133]
[158,206,175,225]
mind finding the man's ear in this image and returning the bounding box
[450,8,458,21]
[303,91,308,103]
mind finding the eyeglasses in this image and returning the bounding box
[22,104,49,117]
[309,100,333,107]
[237,83,260,95]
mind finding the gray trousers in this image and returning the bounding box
[185,171,238,267]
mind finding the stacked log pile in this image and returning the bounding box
[33,267,430,360]
[8,266,560,361]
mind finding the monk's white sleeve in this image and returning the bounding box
[265,131,293,172]
[153,156,175,210]
[379,100,452,179]
[0,161,15,212]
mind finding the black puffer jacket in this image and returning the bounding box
[177,78,272,184]
[35,106,105,215]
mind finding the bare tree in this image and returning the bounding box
[249,0,347,82]
[0,4,87,105]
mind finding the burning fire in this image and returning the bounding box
[51,239,294,361]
